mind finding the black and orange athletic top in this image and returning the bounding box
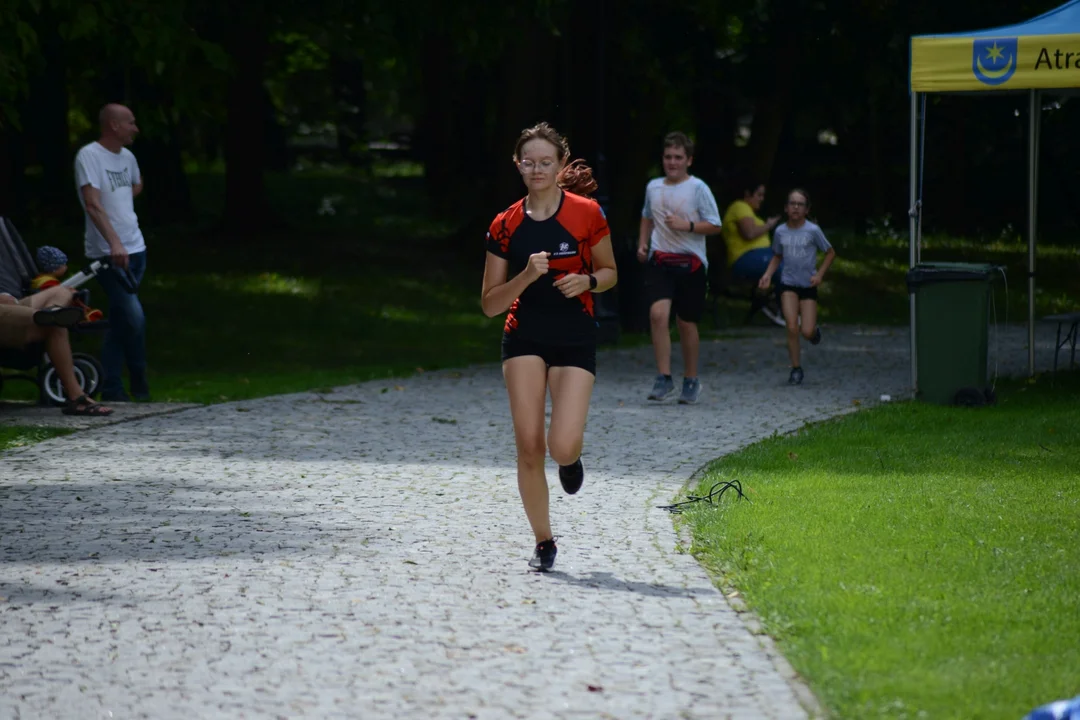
[486,190,610,346]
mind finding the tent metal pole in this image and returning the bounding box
[909,91,919,392]
[916,94,926,264]
[1028,89,1039,377]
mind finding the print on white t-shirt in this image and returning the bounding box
[74,141,146,259]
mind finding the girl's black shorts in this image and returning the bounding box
[501,333,596,376]
[777,283,818,301]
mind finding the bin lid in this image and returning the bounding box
[905,262,1000,290]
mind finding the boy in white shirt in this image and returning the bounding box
[636,132,723,404]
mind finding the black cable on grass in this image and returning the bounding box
[659,460,750,514]
[658,479,749,514]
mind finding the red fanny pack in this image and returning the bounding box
[651,251,702,274]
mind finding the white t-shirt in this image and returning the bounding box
[74,141,145,259]
[640,175,721,268]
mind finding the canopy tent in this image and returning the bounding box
[908,0,1080,386]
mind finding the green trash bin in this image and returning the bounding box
[905,262,999,405]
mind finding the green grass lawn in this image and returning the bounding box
[5,172,507,404]
[684,371,1080,719]
[0,426,73,452]
[822,228,1080,325]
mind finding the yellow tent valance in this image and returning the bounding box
[911,34,1080,92]
[910,0,1080,93]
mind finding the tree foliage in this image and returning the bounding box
[1,0,1077,238]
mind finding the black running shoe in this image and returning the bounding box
[558,458,584,495]
[529,539,557,571]
[33,306,84,329]
[789,367,804,385]
[810,327,822,345]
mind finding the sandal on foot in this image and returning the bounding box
[62,395,114,417]
[34,306,84,328]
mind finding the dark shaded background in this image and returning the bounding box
[1,0,1077,253]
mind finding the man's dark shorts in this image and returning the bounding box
[645,260,707,324]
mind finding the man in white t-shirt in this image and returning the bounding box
[637,131,722,405]
[74,103,150,402]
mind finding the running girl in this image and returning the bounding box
[758,188,836,385]
[481,122,617,571]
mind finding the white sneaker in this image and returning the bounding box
[761,306,785,327]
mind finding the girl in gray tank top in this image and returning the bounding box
[757,189,837,385]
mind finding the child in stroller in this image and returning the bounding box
[0,218,110,407]
[32,246,105,323]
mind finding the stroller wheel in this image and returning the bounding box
[41,363,86,406]
[72,353,104,398]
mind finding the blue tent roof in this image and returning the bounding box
[914,0,1080,39]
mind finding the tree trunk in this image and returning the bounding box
[97,67,127,106]
[29,12,71,222]
[485,21,559,212]
[610,113,662,237]
[607,100,660,335]
[263,85,288,173]
[691,50,725,191]
[713,86,740,187]
[944,100,968,233]
[455,22,559,261]
[564,0,609,200]
[769,112,799,192]
[747,25,798,185]
[418,30,459,214]
[137,118,194,226]
[748,95,790,187]
[867,97,884,219]
[0,127,20,220]
[129,71,193,225]
[332,54,367,166]
[458,64,492,197]
[222,5,272,234]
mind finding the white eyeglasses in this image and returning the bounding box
[519,159,556,172]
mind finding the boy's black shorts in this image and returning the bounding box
[644,261,707,323]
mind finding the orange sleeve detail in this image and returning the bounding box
[556,194,608,247]
[486,202,525,258]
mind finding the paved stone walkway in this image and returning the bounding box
[0,324,1058,719]
[0,400,200,429]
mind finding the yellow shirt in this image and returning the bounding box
[31,274,59,290]
[721,200,770,267]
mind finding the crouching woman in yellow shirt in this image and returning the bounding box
[722,177,780,282]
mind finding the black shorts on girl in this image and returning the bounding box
[777,283,818,301]
[502,333,597,376]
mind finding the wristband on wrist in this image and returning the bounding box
[689,221,695,233]
[589,274,598,290]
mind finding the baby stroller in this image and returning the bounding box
[0,217,107,406]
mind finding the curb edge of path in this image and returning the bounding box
[673,515,827,719]
[668,408,872,720]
